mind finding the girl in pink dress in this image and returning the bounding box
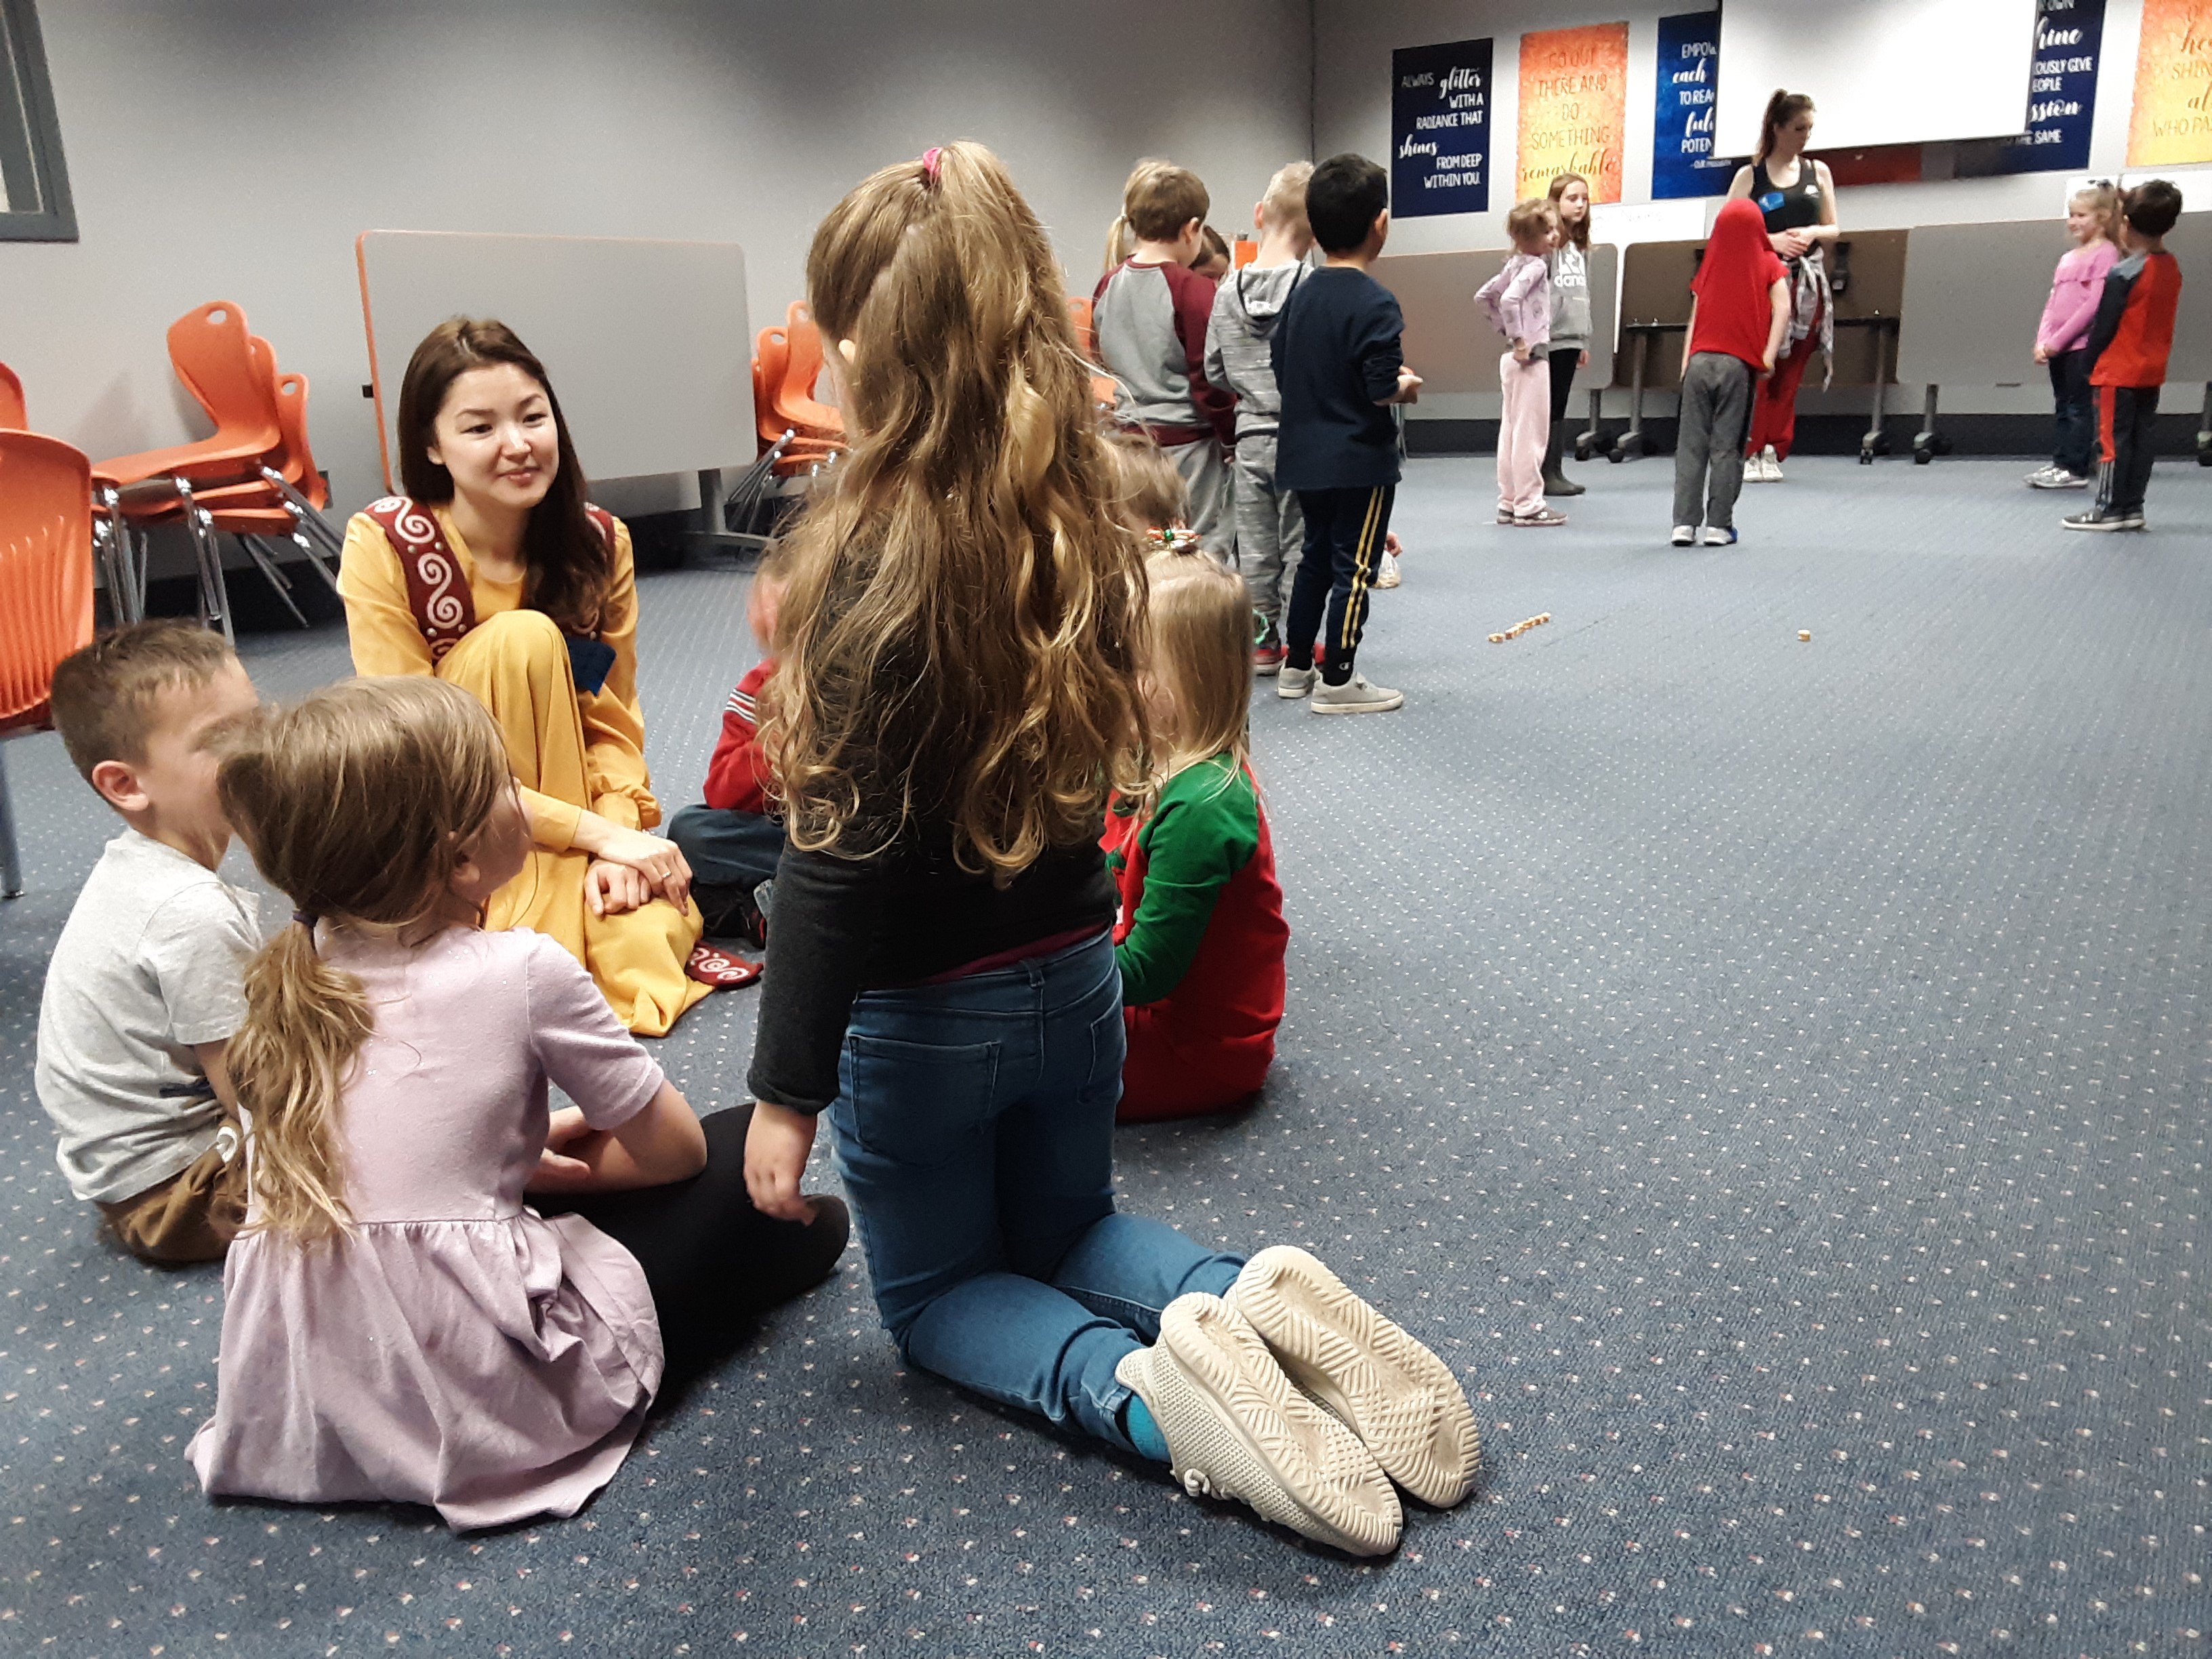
[186,678,846,1530]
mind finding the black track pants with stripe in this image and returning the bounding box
[1285,485,1395,684]
[2094,384,2158,516]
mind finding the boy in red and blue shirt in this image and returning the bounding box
[2066,179,2184,533]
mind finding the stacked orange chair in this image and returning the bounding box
[754,315,843,479]
[1064,294,1118,415]
[0,363,24,431]
[0,430,98,897]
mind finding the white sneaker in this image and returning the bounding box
[2024,464,2059,487]
[1115,1293,1401,1556]
[1309,674,1404,714]
[1701,525,1738,546]
[1276,664,1316,699]
[1228,1247,1482,1509]
[1374,551,1401,589]
[1761,445,1783,482]
[1670,524,1696,546]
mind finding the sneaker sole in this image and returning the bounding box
[1254,661,1284,676]
[1138,1297,1401,1556]
[1277,680,1314,699]
[1229,1246,1481,1508]
[1309,692,1404,715]
[2062,519,2133,532]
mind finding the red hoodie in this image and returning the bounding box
[701,659,775,815]
[1690,198,1788,370]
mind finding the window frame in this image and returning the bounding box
[0,0,74,243]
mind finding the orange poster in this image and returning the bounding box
[1515,22,1629,205]
[2129,0,2212,165]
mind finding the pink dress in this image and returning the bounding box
[187,926,665,1530]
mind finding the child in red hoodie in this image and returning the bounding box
[667,550,790,944]
[1105,546,1288,1122]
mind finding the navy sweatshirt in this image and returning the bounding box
[1270,266,1406,492]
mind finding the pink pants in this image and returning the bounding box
[1497,352,1550,516]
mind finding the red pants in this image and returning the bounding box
[1745,335,1816,460]
[1115,1004,1271,1123]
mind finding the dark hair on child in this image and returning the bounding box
[2124,179,2183,239]
[48,619,240,785]
[1115,159,1210,247]
[394,317,611,636]
[1755,90,1816,163]
[1195,226,1230,269]
[1306,153,1389,255]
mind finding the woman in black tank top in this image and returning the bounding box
[1726,90,1839,478]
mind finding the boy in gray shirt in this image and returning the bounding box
[36,622,262,1263]
[1205,161,1315,672]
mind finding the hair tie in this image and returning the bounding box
[920,146,943,186]
[292,909,319,932]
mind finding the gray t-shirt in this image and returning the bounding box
[35,829,262,1203]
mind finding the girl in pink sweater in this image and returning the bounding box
[2029,183,2121,490]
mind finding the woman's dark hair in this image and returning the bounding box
[1307,153,1389,255]
[1755,90,1816,164]
[395,317,611,636]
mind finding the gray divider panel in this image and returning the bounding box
[1372,243,1618,398]
[357,230,751,492]
[1900,216,2212,388]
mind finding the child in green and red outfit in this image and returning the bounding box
[1105,548,1288,1122]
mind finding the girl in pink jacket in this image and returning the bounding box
[2029,183,2121,490]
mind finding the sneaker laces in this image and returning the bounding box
[1181,1469,1217,1499]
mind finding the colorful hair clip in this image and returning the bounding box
[920,146,944,186]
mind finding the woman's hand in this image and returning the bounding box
[587,859,653,916]
[587,825,692,909]
[1771,228,1813,259]
[529,1106,602,1193]
[745,1101,820,1223]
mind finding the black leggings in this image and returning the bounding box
[541,1105,850,1386]
[1547,345,1581,423]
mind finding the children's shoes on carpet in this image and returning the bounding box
[1309,674,1404,715]
[1701,525,1738,546]
[1226,1246,1481,1509]
[1115,1294,1402,1556]
[1277,664,1317,698]
[1670,525,1696,546]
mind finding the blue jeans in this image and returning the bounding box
[827,930,1244,1452]
[666,802,785,893]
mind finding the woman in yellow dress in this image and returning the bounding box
[337,318,720,1036]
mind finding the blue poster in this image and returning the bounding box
[1650,11,1734,200]
[1391,38,1493,218]
[1955,0,2104,177]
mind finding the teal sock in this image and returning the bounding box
[1122,1393,1170,1463]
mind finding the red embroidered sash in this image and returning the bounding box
[363,497,615,661]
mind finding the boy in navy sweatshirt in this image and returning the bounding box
[1271,153,1422,714]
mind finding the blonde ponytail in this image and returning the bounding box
[219,678,512,1239]
[1103,213,1134,274]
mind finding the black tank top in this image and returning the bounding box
[1751,159,1824,233]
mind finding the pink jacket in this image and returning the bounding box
[1477,252,1551,349]
[2036,241,2119,356]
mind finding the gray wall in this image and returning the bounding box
[0,0,1311,514]
[1312,0,2212,422]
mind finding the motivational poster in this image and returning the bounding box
[2129,0,2212,165]
[1391,37,1494,218]
[1956,0,2104,177]
[1650,10,1734,199]
[1515,22,1629,204]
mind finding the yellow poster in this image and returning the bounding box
[1516,22,1629,205]
[2129,0,2212,165]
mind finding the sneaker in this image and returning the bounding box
[1670,524,1696,546]
[1511,507,1568,527]
[1309,674,1404,714]
[1114,1294,1401,1556]
[2062,508,2146,532]
[1701,525,1738,546]
[1227,1247,1481,1509]
[1760,445,1783,482]
[1495,507,1515,524]
[1253,642,1288,675]
[2024,464,2060,486]
[1374,552,1401,589]
[1277,664,1317,698]
[2031,469,2091,491]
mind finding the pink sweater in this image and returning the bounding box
[2036,241,2119,355]
[1477,252,1551,349]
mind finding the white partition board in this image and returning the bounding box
[1717,0,2036,153]
[357,230,750,492]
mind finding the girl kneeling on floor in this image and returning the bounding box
[187,679,847,1532]
[1108,546,1288,1122]
[739,141,1477,1555]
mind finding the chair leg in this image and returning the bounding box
[240,535,310,628]
[0,744,22,900]
[278,501,342,592]
[175,482,234,644]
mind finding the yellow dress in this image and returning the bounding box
[337,506,709,1036]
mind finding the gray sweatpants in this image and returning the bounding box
[1672,351,1755,530]
[1232,432,1303,636]
[1164,437,1235,562]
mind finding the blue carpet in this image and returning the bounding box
[1,457,2206,1655]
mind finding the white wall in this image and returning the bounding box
[1314,0,2205,420]
[0,0,1311,516]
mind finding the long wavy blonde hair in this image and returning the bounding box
[219,679,512,1240]
[761,140,1150,876]
[1139,546,1253,808]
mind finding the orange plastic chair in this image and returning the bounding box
[0,429,98,897]
[94,302,281,491]
[775,304,847,442]
[1065,295,1098,362]
[753,335,842,478]
[0,363,23,430]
